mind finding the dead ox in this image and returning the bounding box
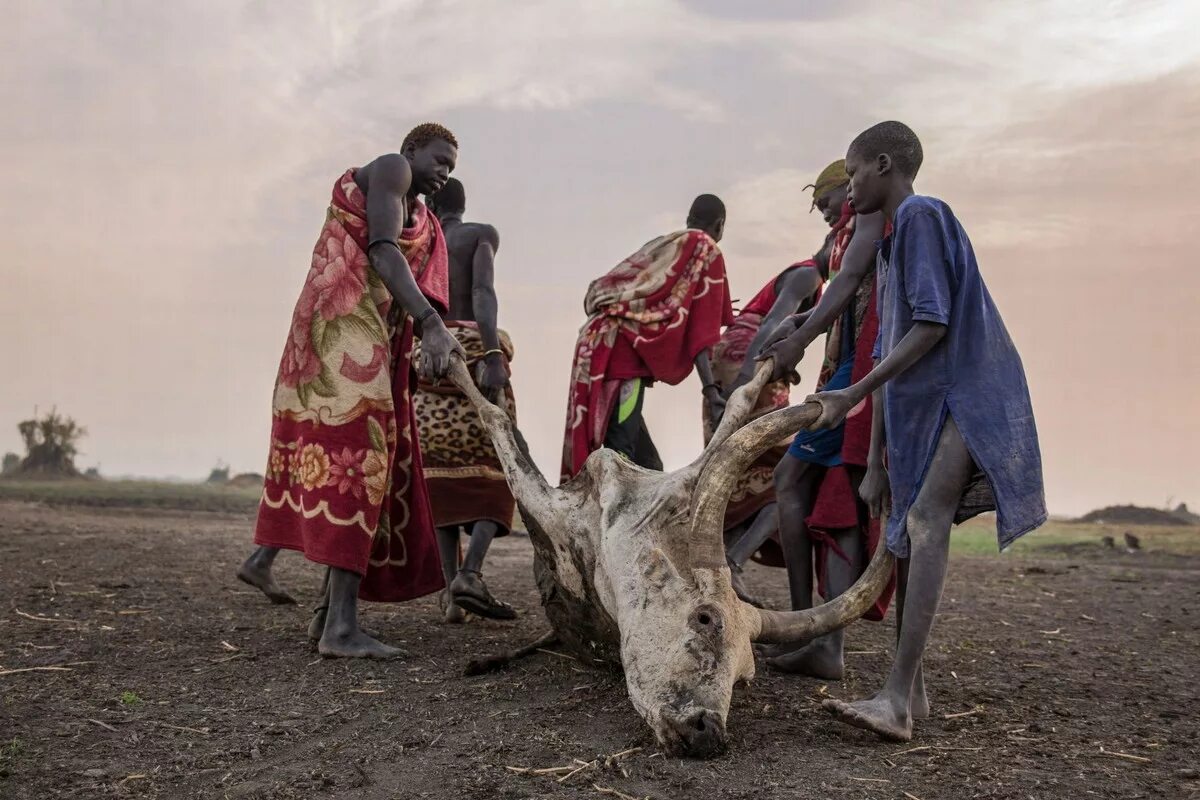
[446,358,894,758]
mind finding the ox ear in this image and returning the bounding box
[640,547,682,583]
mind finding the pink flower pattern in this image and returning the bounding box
[327,447,367,499]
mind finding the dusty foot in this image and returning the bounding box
[318,626,406,659]
[728,565,765,609]
[766,637,844,680]
[439,590,467,624]
[451,571,516,621]
[236,558,296,605]
[822,695,912,741]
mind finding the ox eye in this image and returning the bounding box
[697,612,712,626]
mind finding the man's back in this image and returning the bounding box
[442,221,499,322]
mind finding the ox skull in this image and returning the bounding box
[446,357,894,757]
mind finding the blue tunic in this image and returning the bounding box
[874,195,1046,557]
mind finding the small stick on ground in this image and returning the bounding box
[86,718,118,732]
[848,776,890,783]
[593,785,641,800]
[155,722,210,735]
[942,706,984,719]
[903,792,924,800]
[558,759,598,783]
[1097,747,1151,763]
[15,609,80,625]
[0,666,73,676]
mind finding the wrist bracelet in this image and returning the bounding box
[417,307,438,324]
[483,348,504,359]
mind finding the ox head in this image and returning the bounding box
[446,357,894,758]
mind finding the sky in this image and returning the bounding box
[3,0,1198,516]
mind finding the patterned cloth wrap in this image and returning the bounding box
[562,229,733,481]
[413,321,517,533]
[253,169,446,603]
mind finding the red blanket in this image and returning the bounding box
[254,169,446,603]
[562,229,733,480]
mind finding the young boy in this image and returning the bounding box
[778,121,1046,740]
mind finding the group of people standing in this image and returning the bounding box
[236,119,1046,741]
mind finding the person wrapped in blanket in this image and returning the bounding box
[562,195,733,480]
[417,178,519,623]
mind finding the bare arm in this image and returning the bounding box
[726,266,821,395]
[758,212,885,379]
[471,226,508,400]
[807,321,946,429]
[791,212,885,348]
[361,155,440,321]
[470,226,502,354]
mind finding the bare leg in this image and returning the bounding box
[236,546,296,605]
[894,557,929,718]
[306,568,331,641]
[824,417,973,740]
[725,510,774,608]
[436,526,466,624]
[761,456,822,663]
[451,521,516,620]
[317,567,404,659]
[769,523,862,679]
[726,503,779,567]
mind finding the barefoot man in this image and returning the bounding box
[239,123,464,658]
[562,195,733,479]
[800,121,1046,739]
[417,178,518,623]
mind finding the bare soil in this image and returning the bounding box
[1,500,1197,799]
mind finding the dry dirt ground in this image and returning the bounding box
[0,500,1197,800]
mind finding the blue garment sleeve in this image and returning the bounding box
[872,329,882,360]
[898,211,952,325]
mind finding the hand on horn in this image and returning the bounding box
[803,387,861,430]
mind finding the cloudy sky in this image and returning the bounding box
[3,0,1198,516]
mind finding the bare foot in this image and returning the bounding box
[237,558,296,605]
[766,637,844,680]
[728,565,765,609]
[822,695,912,741]
[451,571,516,621]
[439,590,467,625]
[318,626,406,659]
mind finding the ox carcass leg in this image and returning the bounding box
[463,631,560,676]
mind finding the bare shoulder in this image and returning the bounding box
[464,221,499,249]
[360,153,411,194]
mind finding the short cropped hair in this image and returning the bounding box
[431,177,466,213]
[687,193,726,228]
[403,122,458,151]
[848,121,923,178]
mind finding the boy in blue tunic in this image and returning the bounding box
[796,121,1046,741]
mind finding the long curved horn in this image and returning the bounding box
[749,535,895,643]
[688,389,822,569]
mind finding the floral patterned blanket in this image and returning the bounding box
[253,169,446,603]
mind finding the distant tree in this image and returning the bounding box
[15,409,85,477]
[1,452,20,476]
[207,460,231,484]
[84,466,101,479]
